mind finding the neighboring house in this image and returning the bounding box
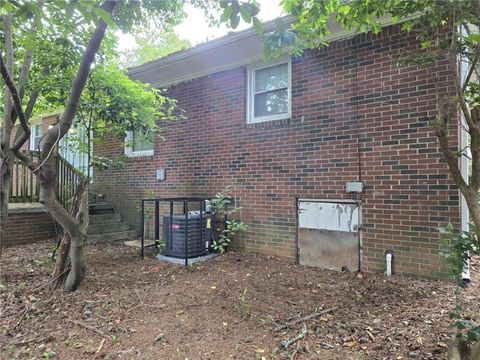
[88,19,466,276]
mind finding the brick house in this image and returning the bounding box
[93,19,468,277]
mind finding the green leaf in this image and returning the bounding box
[239,5,251,23]
[275,18,286,32]
[93,7,115,28]
[230,13,240,29]
[0,1,15,13]
[220,5,232,23]
[466,34,480,43]
[65,2,76,19]
[263,41,272,61]
[282,31,296,46]
[253,17,263,35]
[420,40,432,49]
[246,3,260,17]
[219,0,230,9]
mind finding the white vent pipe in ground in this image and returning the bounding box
[385,250,394,277]
[462,256,471,283]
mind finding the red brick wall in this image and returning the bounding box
[94,25,460,277]
[4,210,56,247]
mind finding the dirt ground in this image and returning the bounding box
[0,242,478,360]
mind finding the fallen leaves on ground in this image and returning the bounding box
[0,242,478,360]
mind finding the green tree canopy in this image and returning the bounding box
[120,30,191,68]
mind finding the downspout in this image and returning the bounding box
[459,26,470,283]
[460,105,470,282]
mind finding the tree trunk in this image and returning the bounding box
[0,0,116,291]
[39,153,85,292]
[52,233,71,288]
[0,150,13,254]
[39,0,115,290]
[470,342,480,360]
[0,13,14,255]
[51,177,88,289]
[448,337,480,360]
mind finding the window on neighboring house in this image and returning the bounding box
[125,129,154,157]
[247,57,291,124]
[30,123,43,151]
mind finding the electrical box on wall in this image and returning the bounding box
[156,169,166,182]
[345,181,364,194]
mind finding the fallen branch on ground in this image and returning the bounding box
[28,268,69,294]
[290,348,299,360]
[275,306,338,331]
[282,324,307,348]
[69,319,109,339]
[7,306,28,334]
[10,336,54,346]
[96,338,106,353]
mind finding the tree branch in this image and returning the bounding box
[461,47,479,93]
[11,86,41,155]
[1,14,14,142]
[12,63,49,153]
[25,64,48,121]
[448,28,476,131]
[40,0,117,162]
[436,96,469,193]
[17,0,45,103]
[470,108,480,190]
[436,126,469,193]
[0,54,34,169]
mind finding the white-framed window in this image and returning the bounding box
[30,123,43,151]
[124,129,154,157]
[247,56,291,124]
[60,125,91,177]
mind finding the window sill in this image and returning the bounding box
[125,150,154,160]
[245,117,291,129]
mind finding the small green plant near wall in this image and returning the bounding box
[210,187,247,253]
[439,224,480,348]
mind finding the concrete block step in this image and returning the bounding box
[124,239,155,248]
[89,212,121,224]
[89,202,116,215]
[88,221,130,234]
[87,230,138,244]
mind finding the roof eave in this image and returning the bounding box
[128,15,407,88]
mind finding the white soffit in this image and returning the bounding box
[128,16,400,88]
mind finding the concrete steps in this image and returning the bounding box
[87,202,137,243]
[89,212,121,224]
[89,202,116,214]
